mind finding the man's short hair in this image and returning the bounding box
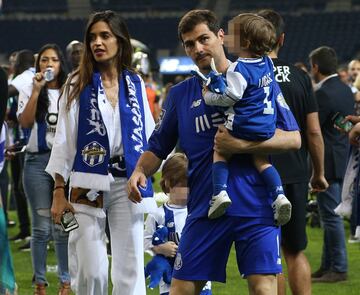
[309,46,338,75]
[257,9,285,50]
[178,10,220,43]
[15,49,35,75]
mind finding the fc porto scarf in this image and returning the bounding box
[72,70,153,198]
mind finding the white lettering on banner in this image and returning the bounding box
[126,76,144,153]
[87,95,106,136]
[275,66,291,82]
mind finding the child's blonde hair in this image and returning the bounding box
[230,13,276,56]
[160,153,188,194]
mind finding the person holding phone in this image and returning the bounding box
[46,10,155,295]
[309,46,353,282]
[17,43,70,294]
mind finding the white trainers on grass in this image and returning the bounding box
[208,190,232,219]
[272,194,292,226]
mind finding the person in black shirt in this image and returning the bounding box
[258,9,328,294]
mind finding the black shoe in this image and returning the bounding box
[311,268,329,278]
[312,271,347,283]
[9,232,31,243]
[18,241,31,252]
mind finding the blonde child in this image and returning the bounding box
[144,153,211,295]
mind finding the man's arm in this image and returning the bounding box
[214,125,301,156]
[306,112,328,192]
[127,151,163,203]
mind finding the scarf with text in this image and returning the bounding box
[72,70,153,197]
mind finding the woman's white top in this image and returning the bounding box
[45,76,155,184]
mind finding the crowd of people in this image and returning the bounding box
[0,6,360,295]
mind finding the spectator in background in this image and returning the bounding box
[133,50,161,121]
[18,43,70,294]
[294,61,308,73]
[0,66,17,295]
[143,74,160,121]
[7,50,33,250]
[258,9,328,295]
[6,51,18,81]
[8,49,35,98]
[337,63,350,85]
[345,119,360,243]
[354,73,360,104]
[348,59,360,93]
[65,40,84,72]
[309,46,353,283]
[0,67,7,130]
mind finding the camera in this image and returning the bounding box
[44,68,55,82]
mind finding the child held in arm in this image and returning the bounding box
[202,13,292,225]
[144,153,211,295]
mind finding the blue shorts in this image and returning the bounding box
[173,216,282,282]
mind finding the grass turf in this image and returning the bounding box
[5,172,360,294]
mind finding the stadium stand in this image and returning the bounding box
[0,0,359,65]
[2,0,68,13]
[90,0,200,12]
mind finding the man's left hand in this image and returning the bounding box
[214,125,238,157]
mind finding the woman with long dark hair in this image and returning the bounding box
[17,43,70,294]
[46,11,155,294]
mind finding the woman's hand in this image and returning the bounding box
[33,72,46,92]
[345,115,360,125]
[51,188,74,224]
[348,122,360,147]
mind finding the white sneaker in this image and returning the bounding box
[348,235,360,244]
[208,190,232,219]
[272,194,292,226]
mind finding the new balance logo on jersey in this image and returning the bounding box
[191,99,202,108]
[195,112,224,133]
[174,252,183,270]
[275,66,291,82]
[155,109,166,131]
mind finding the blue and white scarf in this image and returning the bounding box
[71,70,153,199]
